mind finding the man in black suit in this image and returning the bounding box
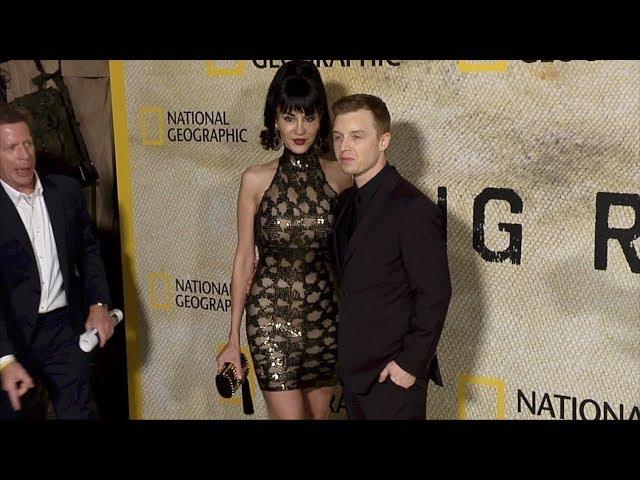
[0,103,114,419]
[331,94,451,420]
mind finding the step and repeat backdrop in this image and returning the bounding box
[110,60,639,420]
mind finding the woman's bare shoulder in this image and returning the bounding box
[241,157,279,188]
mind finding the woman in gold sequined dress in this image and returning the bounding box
[217,60,352,419]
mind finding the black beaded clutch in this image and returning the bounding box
[215,353,254,414]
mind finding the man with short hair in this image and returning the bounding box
[332,94,451,419]
[0,103,113,419]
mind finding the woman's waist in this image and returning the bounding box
[256,245,332,258]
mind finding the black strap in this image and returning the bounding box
[241,377,254,415]
[31,60,99,185]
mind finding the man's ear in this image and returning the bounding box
[379,132,391,151]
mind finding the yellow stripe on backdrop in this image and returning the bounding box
[109,60,144,419]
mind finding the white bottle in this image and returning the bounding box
[79,308,124,352]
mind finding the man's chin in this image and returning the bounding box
[13,175,35,188]
[338,165,356,175]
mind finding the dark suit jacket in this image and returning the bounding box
[0,174,111,358]
[333,165,451,394]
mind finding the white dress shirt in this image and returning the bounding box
[1,174,67,367]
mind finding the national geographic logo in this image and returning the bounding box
[457,375,507,419]
[139,106,165,145]
[204,60,402,75]
[252,60,401,69]
[457,374,640,420]
[148,272,231,312]
[138,106,248,144]
[517,389,640,420]
[205,60,600,76]
[458,60,598,74]
[205,61,246,77]
[458,60,509,73]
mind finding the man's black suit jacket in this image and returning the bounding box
[0,174,111,358]
[333,165,451,394]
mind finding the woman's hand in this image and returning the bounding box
[217,342,243,380]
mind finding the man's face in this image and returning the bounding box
[332,109,389,181]
[0,121,36,193]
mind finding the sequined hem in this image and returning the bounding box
[256,377,338,392]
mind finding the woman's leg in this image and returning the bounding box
[262,389,307,419]
[302,385,336,420]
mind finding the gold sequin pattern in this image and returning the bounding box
[246,149,339,391]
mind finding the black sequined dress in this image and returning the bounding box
[245,148,339,391]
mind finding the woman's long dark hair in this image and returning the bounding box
[259,60,330,154]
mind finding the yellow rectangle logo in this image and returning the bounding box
[148,271,173,310]
[139,106,165,145]
[458,374,506,419]
[458,60,509,73]
[205,61,246,77]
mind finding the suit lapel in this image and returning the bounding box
[0,186,38,265]
[343,166,400,267]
